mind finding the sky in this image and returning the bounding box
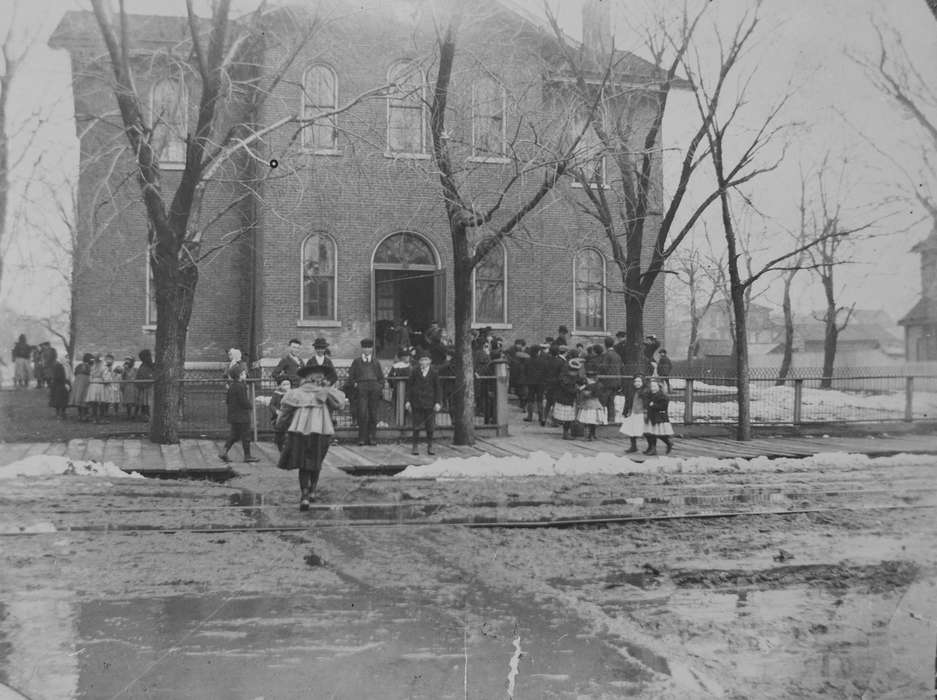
[1,0,935,337]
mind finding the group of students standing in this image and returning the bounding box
[503,329,675,455]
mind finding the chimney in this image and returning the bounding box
[582,0,612,64]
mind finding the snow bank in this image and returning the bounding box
[394,450,936,479]
[0,456,143,480]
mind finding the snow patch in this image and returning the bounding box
[395,451,937,479]
[0,455,143,480]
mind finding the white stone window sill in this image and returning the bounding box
[574,330,609,336]
[384,151,431,160]
[142,324,156,333]
[161,162,185,171]
[297,319,342,327]
[473,322,512,330]
[302,148,343,156]
[467,156,511,164]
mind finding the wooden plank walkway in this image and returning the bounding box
[0,432,933,476]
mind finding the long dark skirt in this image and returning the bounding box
[278,431,330,473]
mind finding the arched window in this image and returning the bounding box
[150,77,187,165]
[373,232,436,266]
[574,248,605,332]
[302,233,336,320]
[387,60,424,154]
[302,64,338,150]
[472,77,506,158]
[474,240,507,324]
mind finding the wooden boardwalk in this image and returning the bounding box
[0,430,934,477]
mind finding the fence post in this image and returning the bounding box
[492,359,509,436]
[250,379,258,443]
[793,379,803,425]
[905,376,914,422]
[683,378,694,425]
[395,377,406,427]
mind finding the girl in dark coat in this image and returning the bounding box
[522,345,546,424]
[643,380,674,455]
[553,357,584,440]
[48,349,71,418]
[218,366,258,463]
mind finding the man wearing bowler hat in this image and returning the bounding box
[347,338,385,445]
[405,350,442,455]
[304,337,338,386]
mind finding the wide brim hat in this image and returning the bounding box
[298,364,327,378]
[313,337,329,349]
[567,358,584,370]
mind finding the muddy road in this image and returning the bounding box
[1,459,935,699]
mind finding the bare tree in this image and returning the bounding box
[668,236,723,365]
[82,1,389,443]
[545,3,776,370]
[427,6,586,444]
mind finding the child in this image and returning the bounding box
[619,375,648,454]
[86,355,106,422]
[135,349,154,421]
[643,380,674,455]
[69,353,94,421]
[552,357,583,440]
[405,351,442,456]
[219,366,259,463]
[269,378,292,452]
[120,356,137,420]
[575,368,606,441]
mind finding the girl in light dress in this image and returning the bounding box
[85,355,106,422]
[575,368,606,441]
[619,375,648,454]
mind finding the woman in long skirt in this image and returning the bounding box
[275,364,347,510]
[643,380,674,455]
[69,353,94,421]
[48,350,71,419]
[619,375,648,454]
[120,356,137,419]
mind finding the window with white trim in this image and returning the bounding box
[474,239,507,324]
[472,77,506,157]
[149,77,187,165]
[302,233,337,320]
[302,64,338,150]
[574,248,605,332]
[387,60,424,154]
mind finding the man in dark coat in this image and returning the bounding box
[272,338,304,387]
[347,338,385,445]
[643,334,661,375]
[613,331,629,366]
[542,344,566,422]
[304,337,338,386]
[598,336,624,422]
[405,351,442,455]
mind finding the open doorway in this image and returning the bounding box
[372,232,445,359]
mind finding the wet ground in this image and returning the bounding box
[1,457,936,699]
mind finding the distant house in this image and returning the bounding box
[792,319,904,356]
[899,229,937,362]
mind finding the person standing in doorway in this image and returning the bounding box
[273,338,304,387]
[304,337,338,386]
[348,338,385,445]
[406,350,442,456]
[219,365,259,463]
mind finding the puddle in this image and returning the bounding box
[0,591,671,698]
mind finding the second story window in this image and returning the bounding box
[472,77,506,158]
[302,233,337,320]
[574,248,606,332]
[302,64,338,150]
[474,239,507,324]
[149,77,187,166]
[387,60,424,155]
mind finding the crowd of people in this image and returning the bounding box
[8,334,155,423]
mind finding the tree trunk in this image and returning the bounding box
[820,274,837,389]
[149,262,198,444]
[623,291,646,375]
[687,315,700,365]
[776,274,795,385]
[450,225,476,446]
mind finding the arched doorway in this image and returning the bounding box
[372,232,445,358]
